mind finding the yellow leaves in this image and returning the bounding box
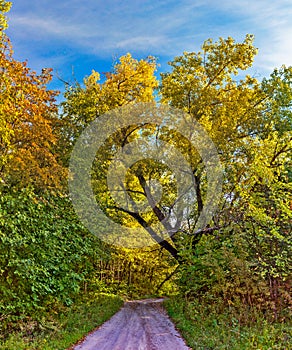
[102,53,158,106]
[0,0,11,32]
[200,35,257,81]
[62,53,159,135]
[0,35,64,190]
[161,35,267,159]
[246,132,292,184]
[160,35,291,253]
[85,70,100,88]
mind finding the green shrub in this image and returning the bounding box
[0,293,123,350]
[0,187,110,334]
[164,297,291,350]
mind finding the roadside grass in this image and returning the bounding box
[0,293,123,350]
[164,297,291,350]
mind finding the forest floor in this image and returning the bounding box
[70,298,190,350]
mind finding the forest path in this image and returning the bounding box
[71,298,190,350]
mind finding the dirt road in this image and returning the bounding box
[72,298,190,350]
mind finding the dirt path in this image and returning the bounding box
[72,298,190,350]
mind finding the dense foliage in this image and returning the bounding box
[0,36,64,190]
[0,1,291,347]
[160,35,292,320]
[0,188,111,332]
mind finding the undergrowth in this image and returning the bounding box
[164,296,291,350]
[0,293,123,350]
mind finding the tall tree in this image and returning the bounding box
[60,53,158,163]
[63,36,291,264]
[160,35,291,244]
[0,4,64,190]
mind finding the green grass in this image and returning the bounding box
[164,297,291,350]
[0,293,123,350]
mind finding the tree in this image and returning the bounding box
[0,3,112,332]
[0,17,64,190]
[159,36,291,316]
[160,34,290,244]
[60,53,158,164]
[62,55,189,258]
[63,35,291,275]
[61,54,179,288]
[0,187,111,330]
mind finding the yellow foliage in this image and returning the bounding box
[0,37,65,189]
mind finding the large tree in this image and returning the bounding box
[0,4,110,325]
[159,36,291,315]
[63,36,291,266]
[0,2,64,190]
[160,34,291,232]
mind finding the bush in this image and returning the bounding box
[178,230,291,322]
[0,187,110,334]
[164,296,291,349]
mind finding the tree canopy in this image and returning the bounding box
[62,35,291,263]
[0,25,64,190]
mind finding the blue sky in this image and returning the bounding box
[6,0,292,98]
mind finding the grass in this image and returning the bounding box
[164,297,291,350]
[2,291,290,349]
[0,293,123,350]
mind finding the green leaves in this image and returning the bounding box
[262,65,292,134]
[160,34,291,319]
[0,187,108,327]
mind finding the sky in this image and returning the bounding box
[6,0,292,98]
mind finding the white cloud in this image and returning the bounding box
[116,35,168,50]
[11,15,81,37]
[6,0,292,79]
[210,0,292,70]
